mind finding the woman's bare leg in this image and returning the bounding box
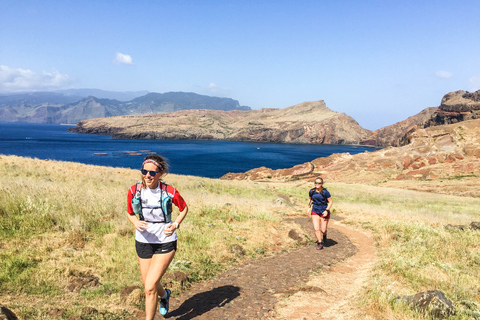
[138,250,175,320]
[311,214,323,243]
[320,216,329,241]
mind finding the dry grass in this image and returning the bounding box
[0,155,300,319]
[380,177,480,198]
[323,182,480,319]
[2,155,480,319]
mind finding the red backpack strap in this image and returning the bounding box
[131,182,143,197]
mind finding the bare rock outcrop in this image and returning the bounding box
[439,89,480,113]
[371,89,480,148]
[397,290,455,319]
[425,89,480,127]
[445,221,480,231]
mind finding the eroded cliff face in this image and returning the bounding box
[221,119,480,196]
[370,89,480,148]
[425,90,480,127]
[69,100,374,145]
[372,107,438,148]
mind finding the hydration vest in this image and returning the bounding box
[131,182,173,223]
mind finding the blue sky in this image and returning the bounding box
[1,1,479,130]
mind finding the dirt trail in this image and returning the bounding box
[137,216,375,320]
[268,220,376,320]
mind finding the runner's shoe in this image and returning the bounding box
[159,289,171,315]
[316,242,324,250]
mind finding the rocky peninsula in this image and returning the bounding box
[69,100,374,146]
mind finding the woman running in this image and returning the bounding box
[127,154,188,319]
[307,177,332,250]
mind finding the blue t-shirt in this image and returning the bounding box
[309,188,331,213]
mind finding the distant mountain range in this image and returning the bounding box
[0,89,250,124]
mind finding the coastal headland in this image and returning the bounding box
[68,100,373,146]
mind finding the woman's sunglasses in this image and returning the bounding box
[141,169,158,177]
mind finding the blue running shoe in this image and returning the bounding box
[159,289,171,316]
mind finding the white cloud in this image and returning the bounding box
[435,70,453,79]
[204,82,230,97]
[208,82,218,91]
[114,52,134,65]
[0,65,73,92]
[469,75,480,91]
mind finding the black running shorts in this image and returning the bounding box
[135,240,177,259]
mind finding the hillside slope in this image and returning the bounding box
[372,107,438,147]
[372,89,480,147]
[222,118,480,196]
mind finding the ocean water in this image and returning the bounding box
[0,122,376,178]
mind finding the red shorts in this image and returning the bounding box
[312,209,330,219]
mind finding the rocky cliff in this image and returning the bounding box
[369,89,480,148]
[424,89,480,127]
[68,100,374,145]
[372,107,438,147]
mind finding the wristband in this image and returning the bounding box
[173,222,179,229]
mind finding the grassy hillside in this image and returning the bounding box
[0,155,302,319]
[1,154,480,319]
[327,183,480,319]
